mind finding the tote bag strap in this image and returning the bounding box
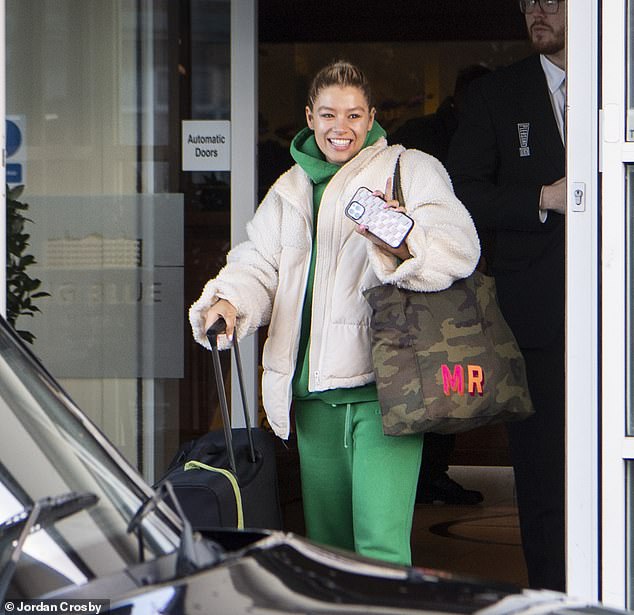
[393,153,405,206]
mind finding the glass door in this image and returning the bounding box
[566,0,634,607]
[595,0,634,609]
[4,0,258,483]
[6,0,187,477]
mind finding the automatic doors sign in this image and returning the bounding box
[182,120,230,171]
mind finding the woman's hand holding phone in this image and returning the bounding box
[349,177,413,261]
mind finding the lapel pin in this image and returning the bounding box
[517,122,530,157]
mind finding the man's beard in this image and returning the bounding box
[530,26,565,55]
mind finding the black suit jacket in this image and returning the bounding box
[447,54,565,349]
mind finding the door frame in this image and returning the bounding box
[566,0,600,602]
[599,1,633,608]
[230,0,258,427]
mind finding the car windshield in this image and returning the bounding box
[0,319,180,597]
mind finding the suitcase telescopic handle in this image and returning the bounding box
[205,318,257,472]
[205,318,226,347]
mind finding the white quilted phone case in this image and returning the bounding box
[345,187,414,249]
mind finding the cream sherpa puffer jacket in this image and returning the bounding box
[190,139,480,439]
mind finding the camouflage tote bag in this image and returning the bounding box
[363,273,534,435]
[363,155,533,435]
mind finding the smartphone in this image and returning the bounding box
[345,187,414,249]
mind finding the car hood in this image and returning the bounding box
[50,529,587,615]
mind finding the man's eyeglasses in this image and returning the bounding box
[519,0,561,14]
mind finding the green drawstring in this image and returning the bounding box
[344,403,353,449]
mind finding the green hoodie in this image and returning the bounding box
[289,121,386,404]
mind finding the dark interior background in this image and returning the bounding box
[259,1,528,43]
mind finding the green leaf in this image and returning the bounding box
[5,184,46,344]
[17,330,35,344]
[8,185,24,200]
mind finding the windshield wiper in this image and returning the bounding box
[128,480,224,576]
[0,491,98,602]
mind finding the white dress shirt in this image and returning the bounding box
[538,55,566,222]
[540,54,566,144]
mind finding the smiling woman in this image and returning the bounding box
[304,63,376,166]
[189,59,480,568]
[305,86,375,165]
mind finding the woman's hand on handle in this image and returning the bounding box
[204,299,238,341]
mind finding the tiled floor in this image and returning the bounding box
[411,466,528,588]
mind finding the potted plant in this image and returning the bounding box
[6,184,49,343]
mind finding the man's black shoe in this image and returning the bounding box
[417,473,484,505]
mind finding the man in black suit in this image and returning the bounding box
[447,0,566,591]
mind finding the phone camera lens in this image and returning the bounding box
[349,203,364,220]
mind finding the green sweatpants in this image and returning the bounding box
[294,399,423,566]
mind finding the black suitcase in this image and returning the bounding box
[158,321,282,531]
